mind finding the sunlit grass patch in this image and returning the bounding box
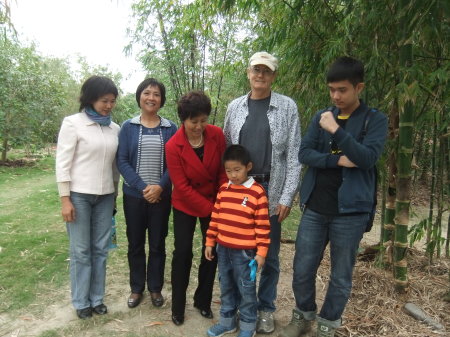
[0,155,68,312]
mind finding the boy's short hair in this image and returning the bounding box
[326,56,364,86]
[223,145,251,166]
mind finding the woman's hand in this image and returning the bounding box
[276,204,291,222]
[61,196,75,222]
[143,184,163,203]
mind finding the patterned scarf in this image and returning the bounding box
[85,106,111,126]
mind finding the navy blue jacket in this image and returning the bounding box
[299,101,388,214]
[117,115,177,199]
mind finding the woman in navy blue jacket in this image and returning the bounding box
[117,78,177,309]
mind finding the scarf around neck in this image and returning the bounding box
[85,106,111,126]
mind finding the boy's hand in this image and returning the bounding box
[337,155,357,168]
[255,255,265,270]
[205,246,214,261]
[319,110,339,134]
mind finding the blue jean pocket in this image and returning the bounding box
[241,249,256,261]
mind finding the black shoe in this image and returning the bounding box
[127,293,143,308]
[76,307,92,319]
[93,303,108,315]
[150,292,164,307]
[194,305,213,319]
[172,314,184,326]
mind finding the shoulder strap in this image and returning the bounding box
[358,107,376,142]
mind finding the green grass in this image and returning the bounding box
[0,155,69,312]
[0,152,302,335]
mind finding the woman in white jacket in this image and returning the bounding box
[56,76,120,319]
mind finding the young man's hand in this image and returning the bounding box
[205,246,214,261]
[338,155,357,167]
[319,110,339,134]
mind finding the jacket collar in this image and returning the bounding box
[243,91,280,110]
[173,124,217,179]
[173,124,213,145]
[130,114,172,127]
[332,100,368,118]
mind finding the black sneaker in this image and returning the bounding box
[76,307,92,319]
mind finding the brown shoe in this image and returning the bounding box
[127,293,142,308]
[150,292,164,307]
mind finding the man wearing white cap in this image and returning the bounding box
[223,51,301,334]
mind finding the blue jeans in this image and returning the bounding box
[258,182,281,312]
[216,244,257,332]
[66,192,114,310]
[293,208,368,327]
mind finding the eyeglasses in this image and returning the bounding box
[250,66,275,76]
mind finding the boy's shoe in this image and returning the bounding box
[316,321,336,337]
[256,310,275,333]
[278,309,311,337]
[237,330,256,337]
[207,323,237,337]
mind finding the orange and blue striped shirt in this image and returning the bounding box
[205,177,270,257]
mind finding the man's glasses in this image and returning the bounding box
[250,66,275,76]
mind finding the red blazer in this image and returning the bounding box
[166,124,227,217]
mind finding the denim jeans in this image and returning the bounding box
[258,182,281,312]
[216,243,257,332]
[66,192,114,310]
[123,194,170,294]
[292,208,368,327]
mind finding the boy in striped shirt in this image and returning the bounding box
[205,144,270,337]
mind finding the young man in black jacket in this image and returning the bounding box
[280,57,388,337]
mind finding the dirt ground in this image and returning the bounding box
[1,222,449,337]
[0,166,448,337]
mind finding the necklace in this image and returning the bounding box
[189,134,203,148]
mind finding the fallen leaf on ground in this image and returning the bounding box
[144,321,164,327]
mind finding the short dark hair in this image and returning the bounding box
[326,56,364,86]
[135,78,166,108]
[79,76,118,111]
[223,144,252,166]
[177,91,211,122]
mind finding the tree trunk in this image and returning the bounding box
[426,109,438,257]
[445,128,450,258]
[394,99,412,293]
[212,31,231,126]
[157,10,183,99]
[1,135,8,161]
[379,101,399,267]
[433,111,446,259]
[394,3,414,292]
[190,33,196,90]
[412,127,425,186]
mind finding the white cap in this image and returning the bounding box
[249,51,278,71]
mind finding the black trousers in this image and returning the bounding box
[123,194,171,294]
[171,207,217,316]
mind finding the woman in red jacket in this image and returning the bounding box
[166,91,227,326]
